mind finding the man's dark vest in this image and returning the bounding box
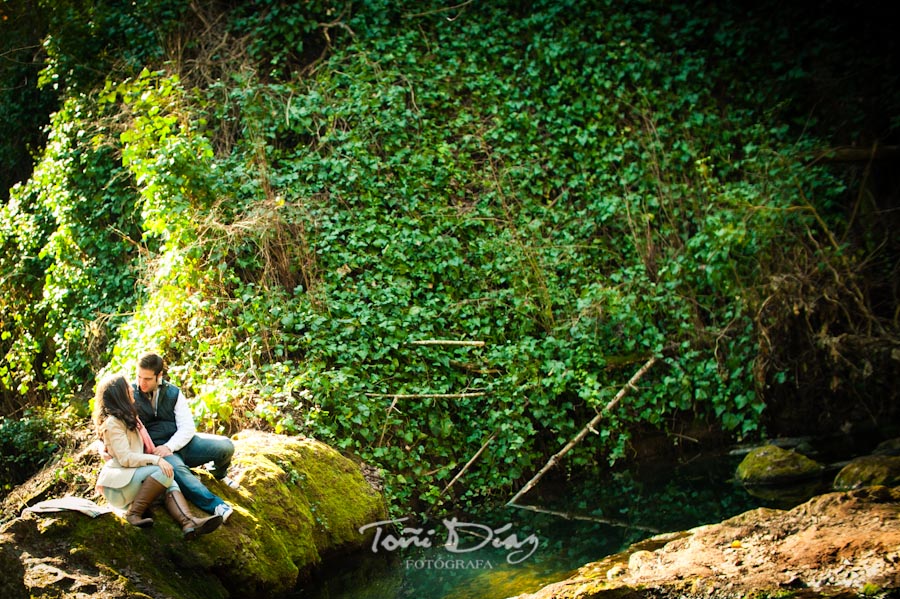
[133,381,181,446]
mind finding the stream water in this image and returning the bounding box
[293,445,827,599]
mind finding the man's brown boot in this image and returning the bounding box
[165,490,223,540]
[125,477,167,527]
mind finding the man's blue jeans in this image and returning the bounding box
[164,433,234,514]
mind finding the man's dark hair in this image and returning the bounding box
[138,352,165,376]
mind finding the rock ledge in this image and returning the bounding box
[511,486,900,599]
[0,430,386,599]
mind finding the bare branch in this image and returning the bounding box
[409,339,485,347]
[366,392,486,399]
[507,355,658,506]
[403,0,474,19]
[439,433,496,497]
[508,502,662,534]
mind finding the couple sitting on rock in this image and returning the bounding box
[93,352,239,539]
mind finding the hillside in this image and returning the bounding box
[1,0,898,512]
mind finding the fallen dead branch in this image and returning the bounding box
[508,502,662,534]
[507,355,659,506]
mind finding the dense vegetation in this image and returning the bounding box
[1,0,897,514]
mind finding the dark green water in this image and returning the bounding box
[293,448,814,599]
[293,426,877,599]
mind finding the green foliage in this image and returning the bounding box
[227,0,348,79]
[0,2,58,199]
[0,94,141,411]
[37,0,186,93]
[0,411,60,493]
[1,0,896,514]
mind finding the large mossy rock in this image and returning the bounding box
[735,444,825,485]
[0,430,386,599]
[834,455,900,491]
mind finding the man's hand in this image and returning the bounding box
[153,445,174,457]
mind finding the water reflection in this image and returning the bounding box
[295,451,804,599]
[297,511,627,599]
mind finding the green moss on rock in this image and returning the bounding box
[202,430,387,593]
[735,444,825,485]
[1,430,387,599]
[3,511,228,599]
[833,455,900,491]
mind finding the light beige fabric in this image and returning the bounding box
[22,496,111,518]
[96,416,161,489]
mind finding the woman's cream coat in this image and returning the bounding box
[96,416,162,489]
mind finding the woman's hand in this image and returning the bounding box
[158,459,174,478]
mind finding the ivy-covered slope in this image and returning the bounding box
[1,0,897,511]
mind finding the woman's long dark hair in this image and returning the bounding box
[92,374,138,433]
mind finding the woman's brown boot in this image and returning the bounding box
[126,477,167,527]
[165,490,223,540]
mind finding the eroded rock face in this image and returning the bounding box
[735,444,825,485]
[510,486,900,599]
[0,430,386,599]
[0,542,27,599]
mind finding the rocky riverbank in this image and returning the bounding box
[510,485,900,599]
[509,435,900,599]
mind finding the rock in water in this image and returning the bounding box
[735,444,825,485]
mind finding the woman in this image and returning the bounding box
[93,374,222,539]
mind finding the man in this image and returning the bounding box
[132,352,236,522]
